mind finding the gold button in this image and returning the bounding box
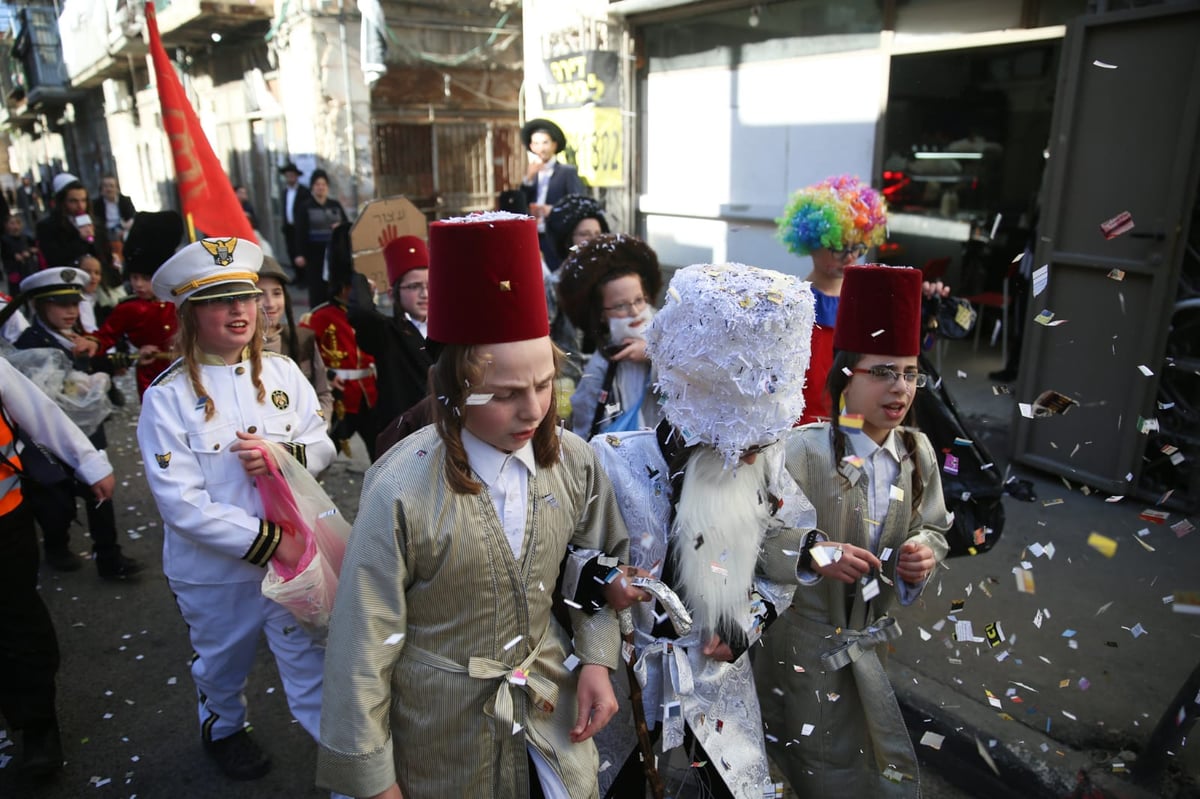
[247,426,257,434]
[236,366,245,375]
[285,424,292,432]
[212,444,219,451]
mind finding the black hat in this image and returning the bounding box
[310,168,330,186]
[521,118,567,154]
[124,211,185,278]
[278,161,303,176]
[546,194,609,259]
[557,233,661,354]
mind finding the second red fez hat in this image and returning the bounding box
[384,235,429,285]
[833,264,923,356]
[427,212,549,345]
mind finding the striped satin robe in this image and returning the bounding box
[318,425,628,799]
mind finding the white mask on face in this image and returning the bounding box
[607,304,655,343]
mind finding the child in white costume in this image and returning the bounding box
[136,237,337,783]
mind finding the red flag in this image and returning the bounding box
[145,2,256,243]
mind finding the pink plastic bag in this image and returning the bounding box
[254,441,350,638]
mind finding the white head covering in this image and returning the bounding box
[51,173,80,195]
[152,237,263,306]
[646,263,815,466]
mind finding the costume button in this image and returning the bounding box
[212,444,219,451]
[235,366,246,375]
[285,424,292,432]
[247,426,257,434]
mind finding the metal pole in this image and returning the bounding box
[337,0,360,210]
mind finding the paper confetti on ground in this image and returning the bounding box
[1087,532,1118,557]
[920,731,946,750]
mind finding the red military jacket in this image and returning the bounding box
[88,296,178,399]
[301,300,377,414]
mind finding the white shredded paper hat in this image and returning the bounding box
[646,263,815,465]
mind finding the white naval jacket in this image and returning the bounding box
[137,351,335,585]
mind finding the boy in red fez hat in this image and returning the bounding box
[319,212,631,799]
[756,264,952,798]
[347,234,441,437]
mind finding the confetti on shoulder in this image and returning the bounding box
[1092,60,1118,69]
[383,633,405,646]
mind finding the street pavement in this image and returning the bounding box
[1,338,1197,798]
[889,340,1200,799]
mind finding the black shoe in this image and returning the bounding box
[204,728,271,781]
[45,548,83,572]
[107,385,126,407]
[988,368,1018,382]
[21,722,63,778]
[95,552,144,580]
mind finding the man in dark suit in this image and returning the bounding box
[519,118,585,268]
[91,174,136,243]
[278,161,311,268]
[16,175,42,231]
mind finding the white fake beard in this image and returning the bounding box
[670,447,771,641]
[608,305,655,343]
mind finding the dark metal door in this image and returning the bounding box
[1010,3,1200,494]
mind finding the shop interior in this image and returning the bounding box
[878,39,1061,298]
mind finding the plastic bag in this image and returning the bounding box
[256,440,350,638]
[0,342,112,435]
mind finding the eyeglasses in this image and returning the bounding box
[830,244,868,258]
[851,365,928,388]
[398,282,429,294]
[602,296,648,316]
[193,294,259,308]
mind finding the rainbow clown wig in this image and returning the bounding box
[777,175,888,257]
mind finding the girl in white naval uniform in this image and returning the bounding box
[136,237,336,783]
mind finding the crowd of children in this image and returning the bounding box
[2,162,955,799]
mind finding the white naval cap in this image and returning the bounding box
[152,237,264,306]
[20,266,88,302]
[51,172,81,195]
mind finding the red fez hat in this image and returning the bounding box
[832,264,923,356]
[384,235,429,285]
[427,212,549,345]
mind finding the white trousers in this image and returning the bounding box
[170,579,325,743]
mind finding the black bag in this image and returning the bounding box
[0,398,74,487]
[913,354,1005,557]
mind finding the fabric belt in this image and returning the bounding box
[819,616,902,671]
[332,367,373,380]
[404,630,558,734]
[633,629,702,751]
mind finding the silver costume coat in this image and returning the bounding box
[591,430,814,799]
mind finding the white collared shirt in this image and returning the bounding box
[847,428,901,552]
[462,427,537,560]
[405,312,427,339]
[535,162,555,205]
[285,185,298,224]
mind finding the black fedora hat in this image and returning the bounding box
[278,161,303,176]
[520,118,567,153]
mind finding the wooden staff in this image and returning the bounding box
[618,608,664,799]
